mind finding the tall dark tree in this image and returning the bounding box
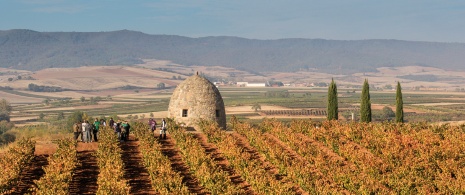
[360,79,372,122]
[396,82,404,123]
[327,78,338,120]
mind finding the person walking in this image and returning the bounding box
[109,117,115,128]
[160,118,167,139]
[149,118,157,136]
[82,120,90,143]
[121,121,130,141]
[89,123,95,142]
[148,118,155,132]
[73,121,81,141]
[93,118,100,142]
[115,120,122,142]
[78,121,83,141]
[121,121,128,141]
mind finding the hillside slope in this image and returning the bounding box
[1,29,465,74]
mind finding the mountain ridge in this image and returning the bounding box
[1,29,465,74]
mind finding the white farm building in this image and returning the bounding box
[236,82,266,87]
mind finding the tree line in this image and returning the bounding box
[28,83,63,92]
[327,79,403,123]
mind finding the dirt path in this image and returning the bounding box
[159,135,206,195]
[69,142,99,195]
[8,155,48,195]
[121,135,156,195]
[191,133,254,194]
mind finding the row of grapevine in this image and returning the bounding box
[290,120,388,186]
[167,120,244,194]
[296,120,465,194]
[230,117,347,194]
[261,119,390,194]
[31,138,78,194]
[199,120,296,194]
[290,120,385,166]
[290,120,386,175]
[0,138,35,194]
[132,123,190,194]
[95,127,130,194]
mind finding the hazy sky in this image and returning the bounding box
[2,0,465,42]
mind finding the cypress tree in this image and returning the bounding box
[360,79,372,122]
[396,81,404,123]
[327,78,338,120]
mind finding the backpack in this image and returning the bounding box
[115,124,121,132]
[73,123,79,132]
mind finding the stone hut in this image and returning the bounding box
[168,73,226,130]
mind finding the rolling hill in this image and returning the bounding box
[1,29,465,74]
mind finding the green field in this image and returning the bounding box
[6,86,465,127]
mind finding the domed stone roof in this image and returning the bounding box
[168,73,226,130]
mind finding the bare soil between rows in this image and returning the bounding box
[6,130,313,194]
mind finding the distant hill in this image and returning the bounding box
[1,29,465,74]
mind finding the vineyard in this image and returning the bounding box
[1,118,465,194]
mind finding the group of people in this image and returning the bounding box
[110,118,131,142]
[73,118,103,142]
[73,117,167,142]
[149,118,167,139]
